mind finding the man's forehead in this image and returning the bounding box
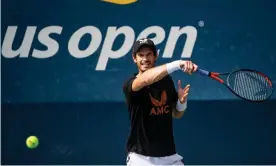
[137,47,154,54]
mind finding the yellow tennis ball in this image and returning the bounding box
[26,136,39,149]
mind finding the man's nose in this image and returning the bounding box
[142,55,149,61]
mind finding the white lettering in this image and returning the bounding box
[137,26,165,55]
[32,26,63,58]
[68,26,102,58]
[163,26,197,58]
[2,26,36,58]
[96,26,135,71]
[1,25,198,71]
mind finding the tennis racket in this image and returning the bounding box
[196,68,274,102]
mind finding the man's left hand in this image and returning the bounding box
[177,80,190,104]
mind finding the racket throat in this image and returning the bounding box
[211,76,224,83]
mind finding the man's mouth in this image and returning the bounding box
[141,61,151,68]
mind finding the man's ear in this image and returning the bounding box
[132,54,137,64]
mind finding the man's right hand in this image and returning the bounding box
[179,60,198,74]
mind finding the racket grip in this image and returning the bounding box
[197,69,210,76]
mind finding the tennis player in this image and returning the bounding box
[122,38,198,166]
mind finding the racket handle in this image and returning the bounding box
[196,69,210,76]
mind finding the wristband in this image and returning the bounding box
[176,100,187,112]
[166,60,181,74]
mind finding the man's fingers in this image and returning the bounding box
[193,64,198,72]
[189,63,193,75]
[184,61,193,74]
[181,93,188,101]
[184,88,190,94]
[181,61,194,73]
[180,60,199,74]
[189,61,193,73]
[178,80,182,89]
[183,84,190,91]
[183,85,190,93]
[187,61,191,73]
[183,63,188,72]
[185,61,189,73]
[180,85,190,102]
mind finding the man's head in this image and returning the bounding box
[132,38,158,73]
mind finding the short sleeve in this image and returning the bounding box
[123,77,135,98]
[122,77,139,104]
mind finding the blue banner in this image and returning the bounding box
[2,0,276,103]
[2,0,276,165]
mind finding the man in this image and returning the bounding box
[122,38,198,166]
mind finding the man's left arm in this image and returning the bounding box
[172,101,187,119]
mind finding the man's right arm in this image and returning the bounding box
[132,60,196,91]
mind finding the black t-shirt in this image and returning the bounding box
[122,74,178,157]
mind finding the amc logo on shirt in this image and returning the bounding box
[149,91,170,116]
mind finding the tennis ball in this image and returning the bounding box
[26,136,39,149]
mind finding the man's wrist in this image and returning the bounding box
[176,99,187,112]
[166,60,181,74]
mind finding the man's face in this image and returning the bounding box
[133,47,157,72]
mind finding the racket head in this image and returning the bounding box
[226,69,273,102]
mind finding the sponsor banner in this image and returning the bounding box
[2,0,276,103]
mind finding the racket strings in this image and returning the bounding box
[232,71,270,101]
